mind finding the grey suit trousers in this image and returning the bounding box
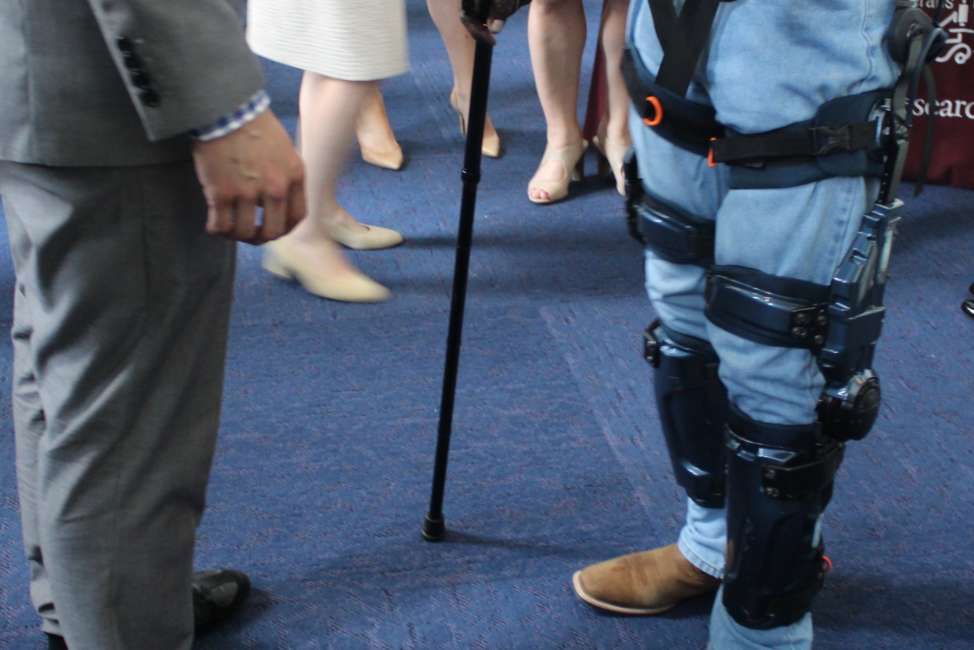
[1,160,236,649]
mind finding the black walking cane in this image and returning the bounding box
[422,25,495,543]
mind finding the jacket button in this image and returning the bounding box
[139,90,161,107]
[122,51,141,69]
[116,37,134,53]
[131,72,151,90]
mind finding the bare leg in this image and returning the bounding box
[601,0,632,147]
[295,73,374,251]
[599,0,632,194]
[427,0,501,155]
[266,73,398,302]
[528,0,587,202]
[427,0,475,94]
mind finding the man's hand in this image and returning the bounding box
[461,0,531,44]
[192,109,306,244]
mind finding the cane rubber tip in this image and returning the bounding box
[422,514,446,542]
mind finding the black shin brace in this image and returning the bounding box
[722,406,843,629]
[644,320,729,507]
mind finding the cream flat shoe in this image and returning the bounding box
[450,88,502,158]
[325,221,404,251]
[527,140,588,205]
[263,238,391,303]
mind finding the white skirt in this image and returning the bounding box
[247,0,409,81]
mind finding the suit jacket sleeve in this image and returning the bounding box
[83,0,265,141]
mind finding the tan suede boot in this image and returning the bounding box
[572,544,720,615]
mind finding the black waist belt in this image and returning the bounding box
[711,90,887,167]
[623,44,888,187]
[716,90,889,188]
[623,0,939,191]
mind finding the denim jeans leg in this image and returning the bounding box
[708,585,814,650]
[628,0,731,583]
[677,499,725,579]
[630,100,731,576]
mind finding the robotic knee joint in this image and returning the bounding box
[704,200,901,442]
[644,320,728,507]
[722,406,842,629]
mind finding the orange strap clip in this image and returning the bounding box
[642,96,663,127]
[707,137,718,168]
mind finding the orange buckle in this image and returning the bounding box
[642,95,663,127]
[707,137,718,168]
[822,555,834,573]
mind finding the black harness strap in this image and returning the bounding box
[914,64,938,195]
[648,0,677,52]
[618,1,731,154]
[650,0,724,97]
[882,0,947,198]
[620,48,723,155]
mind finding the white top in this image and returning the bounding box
[247,0,409,81]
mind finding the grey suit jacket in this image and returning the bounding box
[0,1,264,167]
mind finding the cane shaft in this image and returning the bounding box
[424,40,494,540]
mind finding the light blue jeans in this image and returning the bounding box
[627,1,899,648]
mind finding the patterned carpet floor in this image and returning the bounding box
[1,2,972,648]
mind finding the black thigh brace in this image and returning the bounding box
[625,152,716,265]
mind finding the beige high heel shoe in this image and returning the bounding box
[356,90,404,171]
[527,140,588,205]
[450,88,502,158]
[263,236,391,303]
[592,130,630,197]
[359,144,404,172]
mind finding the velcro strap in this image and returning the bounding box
[726,405,841,501]
[760,444,844,500]
[712,122,878,166]
[631,191,715,265]
[706,266,830,349]
[727,404,821,450]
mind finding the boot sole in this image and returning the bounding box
[571,571,677,616]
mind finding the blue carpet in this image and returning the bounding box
[2,2,974,648]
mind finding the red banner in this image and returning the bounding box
[904,0,974,188]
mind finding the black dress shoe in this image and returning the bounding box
[192,568,251,630]
[41,570,249,646]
